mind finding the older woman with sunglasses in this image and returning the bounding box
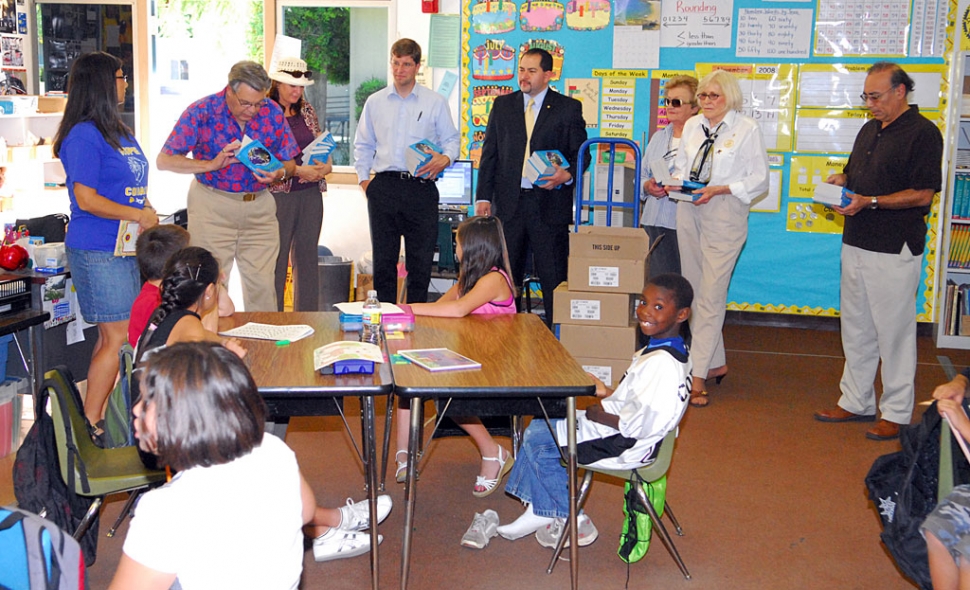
[640,75,699,278]
[267,57,332,311]
[669,69,768,408]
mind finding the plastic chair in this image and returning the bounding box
[45,367,167,540]
[547,429,690,579]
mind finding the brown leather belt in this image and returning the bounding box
[201,184,262,202]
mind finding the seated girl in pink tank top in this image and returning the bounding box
[404,216,516,497]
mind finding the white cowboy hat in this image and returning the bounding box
[269,57,314,87]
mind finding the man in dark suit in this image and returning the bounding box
[475,48,587,326]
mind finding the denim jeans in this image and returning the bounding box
[504,420,570,518]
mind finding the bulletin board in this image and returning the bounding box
[458,0,955,321]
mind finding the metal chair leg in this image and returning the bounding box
[511,415,526,457]
[634,484,690,580]
[73,497,103,541]
[379,391,395,491]
[547,470,595,574]
[664,501,684,536]
[107,488,145,537]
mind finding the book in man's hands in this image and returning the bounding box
[236,134,284,175]
[399,348,481,372]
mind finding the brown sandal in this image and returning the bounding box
[689,390,710,407]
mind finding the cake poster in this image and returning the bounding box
[472,84,515,126]
[472,0,518,34]
[566,0,611,31]
[472,39,516,80]
[519,0,564,32]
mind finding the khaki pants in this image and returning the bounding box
[676,194,749,379]
[837,243,919,424]
[187,179,280,312]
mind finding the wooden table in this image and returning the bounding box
[221,312,392,590]
[386,313,595,590]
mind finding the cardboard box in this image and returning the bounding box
[572,356,631,388]
[569,225,652,261]
[558,324,639,360]
[567,256,647,294]
[552,284,636,327]
[37,95,68,113]
[567,226,652,293]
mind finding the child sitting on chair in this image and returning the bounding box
[129,225,233,348]
[135,246,245,359]
[110,343,391,590]
[489,273,693,548]
[402,216,517,497]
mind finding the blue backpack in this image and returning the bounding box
[0,506,85,589]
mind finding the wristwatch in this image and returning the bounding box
[869,196,879,210]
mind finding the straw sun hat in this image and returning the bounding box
[270,57,314,87]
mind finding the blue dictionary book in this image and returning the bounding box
[812,183,850,208]
[525,150,569,185]
[302,131,338,165]
[406,140,442,178]
[236,135,283,175]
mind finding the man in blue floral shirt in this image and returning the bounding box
[157,61,299,312]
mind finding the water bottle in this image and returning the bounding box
[360,289,382,345]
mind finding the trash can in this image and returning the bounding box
[318,256,353,311]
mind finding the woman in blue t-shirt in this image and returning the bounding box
[53,52,159,430]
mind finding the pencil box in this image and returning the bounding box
[318,359,375,375]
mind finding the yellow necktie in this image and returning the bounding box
[522,97,536,177]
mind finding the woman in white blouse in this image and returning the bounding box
[670,69,769,407]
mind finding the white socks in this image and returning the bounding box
[496,503,555,541]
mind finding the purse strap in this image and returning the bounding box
[940,418,955,503]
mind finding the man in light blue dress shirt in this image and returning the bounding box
[354,39,460,304]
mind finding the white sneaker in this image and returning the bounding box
[461,509,500,549]
[337,495,393,532]
[535,514,599,548]
[313,528,382,562]
[496,504,555,541]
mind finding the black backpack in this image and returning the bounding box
[865,401,970,589]
[13,368,100,566]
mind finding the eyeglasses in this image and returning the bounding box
[859,86,896,103]
[390,60,417,69]
[280,69,313,80]
[230,87,265,110]
[116,75,127,82]
[696,92,722,102]
[661,97,693,108]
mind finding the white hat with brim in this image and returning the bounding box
[269,57,314,87]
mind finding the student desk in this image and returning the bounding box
[387,313,595,590]
[221,311,392,590]
[0,308,50,396]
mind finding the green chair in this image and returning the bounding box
[45,367,167,540]
[547,429,690,579]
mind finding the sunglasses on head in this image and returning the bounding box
[281,70,313,80]
[661,97,693,108]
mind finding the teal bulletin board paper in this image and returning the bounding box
[459,0,949,319]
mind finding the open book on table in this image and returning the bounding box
[218,322,314,342]
[399,348,481,372]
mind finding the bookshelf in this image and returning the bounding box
[938,52,970,348]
